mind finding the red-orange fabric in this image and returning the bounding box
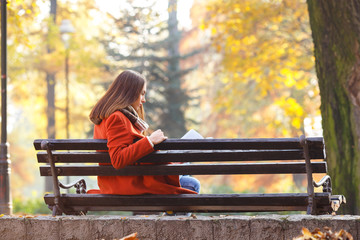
[87,111,197,195]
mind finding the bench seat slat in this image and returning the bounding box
[36,150,324,163]
[34,137,324,151]
[44,193,331,212]
[39,162,327,176]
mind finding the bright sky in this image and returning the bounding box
[95,0,194,30]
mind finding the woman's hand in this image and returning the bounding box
[149,129,168,145]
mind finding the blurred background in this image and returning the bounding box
[5,0,323,214]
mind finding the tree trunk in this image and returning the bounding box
[45,0,57,193]
[165,0,187,137]
[307,0,360,214]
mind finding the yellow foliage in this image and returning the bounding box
[202,0,320,138]
[211,27,217,35]
[285,74,296,87]
[232,174,296,193]
[291,118,302,129]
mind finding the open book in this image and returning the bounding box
[181,129,204,139]
[170,129,205,162]
[167,129,204,155]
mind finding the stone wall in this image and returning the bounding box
[0,214,358,240]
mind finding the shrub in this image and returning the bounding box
[13,197,51,215]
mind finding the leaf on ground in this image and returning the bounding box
[120,232,138,240]
[293,226,354,240]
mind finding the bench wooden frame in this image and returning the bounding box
[34,135,345,216]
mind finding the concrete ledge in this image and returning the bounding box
[0,214,358,240]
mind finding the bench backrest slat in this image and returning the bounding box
[39,162,327,176]
[33,139,108,151]
[35,137,326,178]
[36,149,324,164]
[34,137,324,151]
[156,138,323,151]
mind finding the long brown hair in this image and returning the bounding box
[89,70,146,125]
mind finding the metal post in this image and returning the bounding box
[65,48,69,140]
[0,0,12,215]
[65,48,70,187]
[60,19,74,188]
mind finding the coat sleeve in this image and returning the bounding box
[105,113,154,169]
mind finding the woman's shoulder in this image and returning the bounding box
[105,111,130,125]
[111,110,127,118]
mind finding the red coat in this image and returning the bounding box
[87,111,196,195]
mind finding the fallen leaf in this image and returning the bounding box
[301,227,313,238]
[120,232,138,240]
[293,226,354,240]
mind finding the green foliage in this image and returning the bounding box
[13,197,51,215]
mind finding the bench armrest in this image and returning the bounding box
[313,175,332,193]
[58,178,87,194]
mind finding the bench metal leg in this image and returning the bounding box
[300,135,316,214]
[51,205,63,216]
[42,141,65,216]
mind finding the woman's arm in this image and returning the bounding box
[105,113,154,169]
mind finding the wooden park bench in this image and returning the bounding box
[33,135,345,216]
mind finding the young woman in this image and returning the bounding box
[88,70,200,195]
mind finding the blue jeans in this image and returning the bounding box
[179,175,200,193]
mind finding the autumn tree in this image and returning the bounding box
[5,0,43,198]
[307,0,360,214]
[6,0,107,197]
[203,0,319,138]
